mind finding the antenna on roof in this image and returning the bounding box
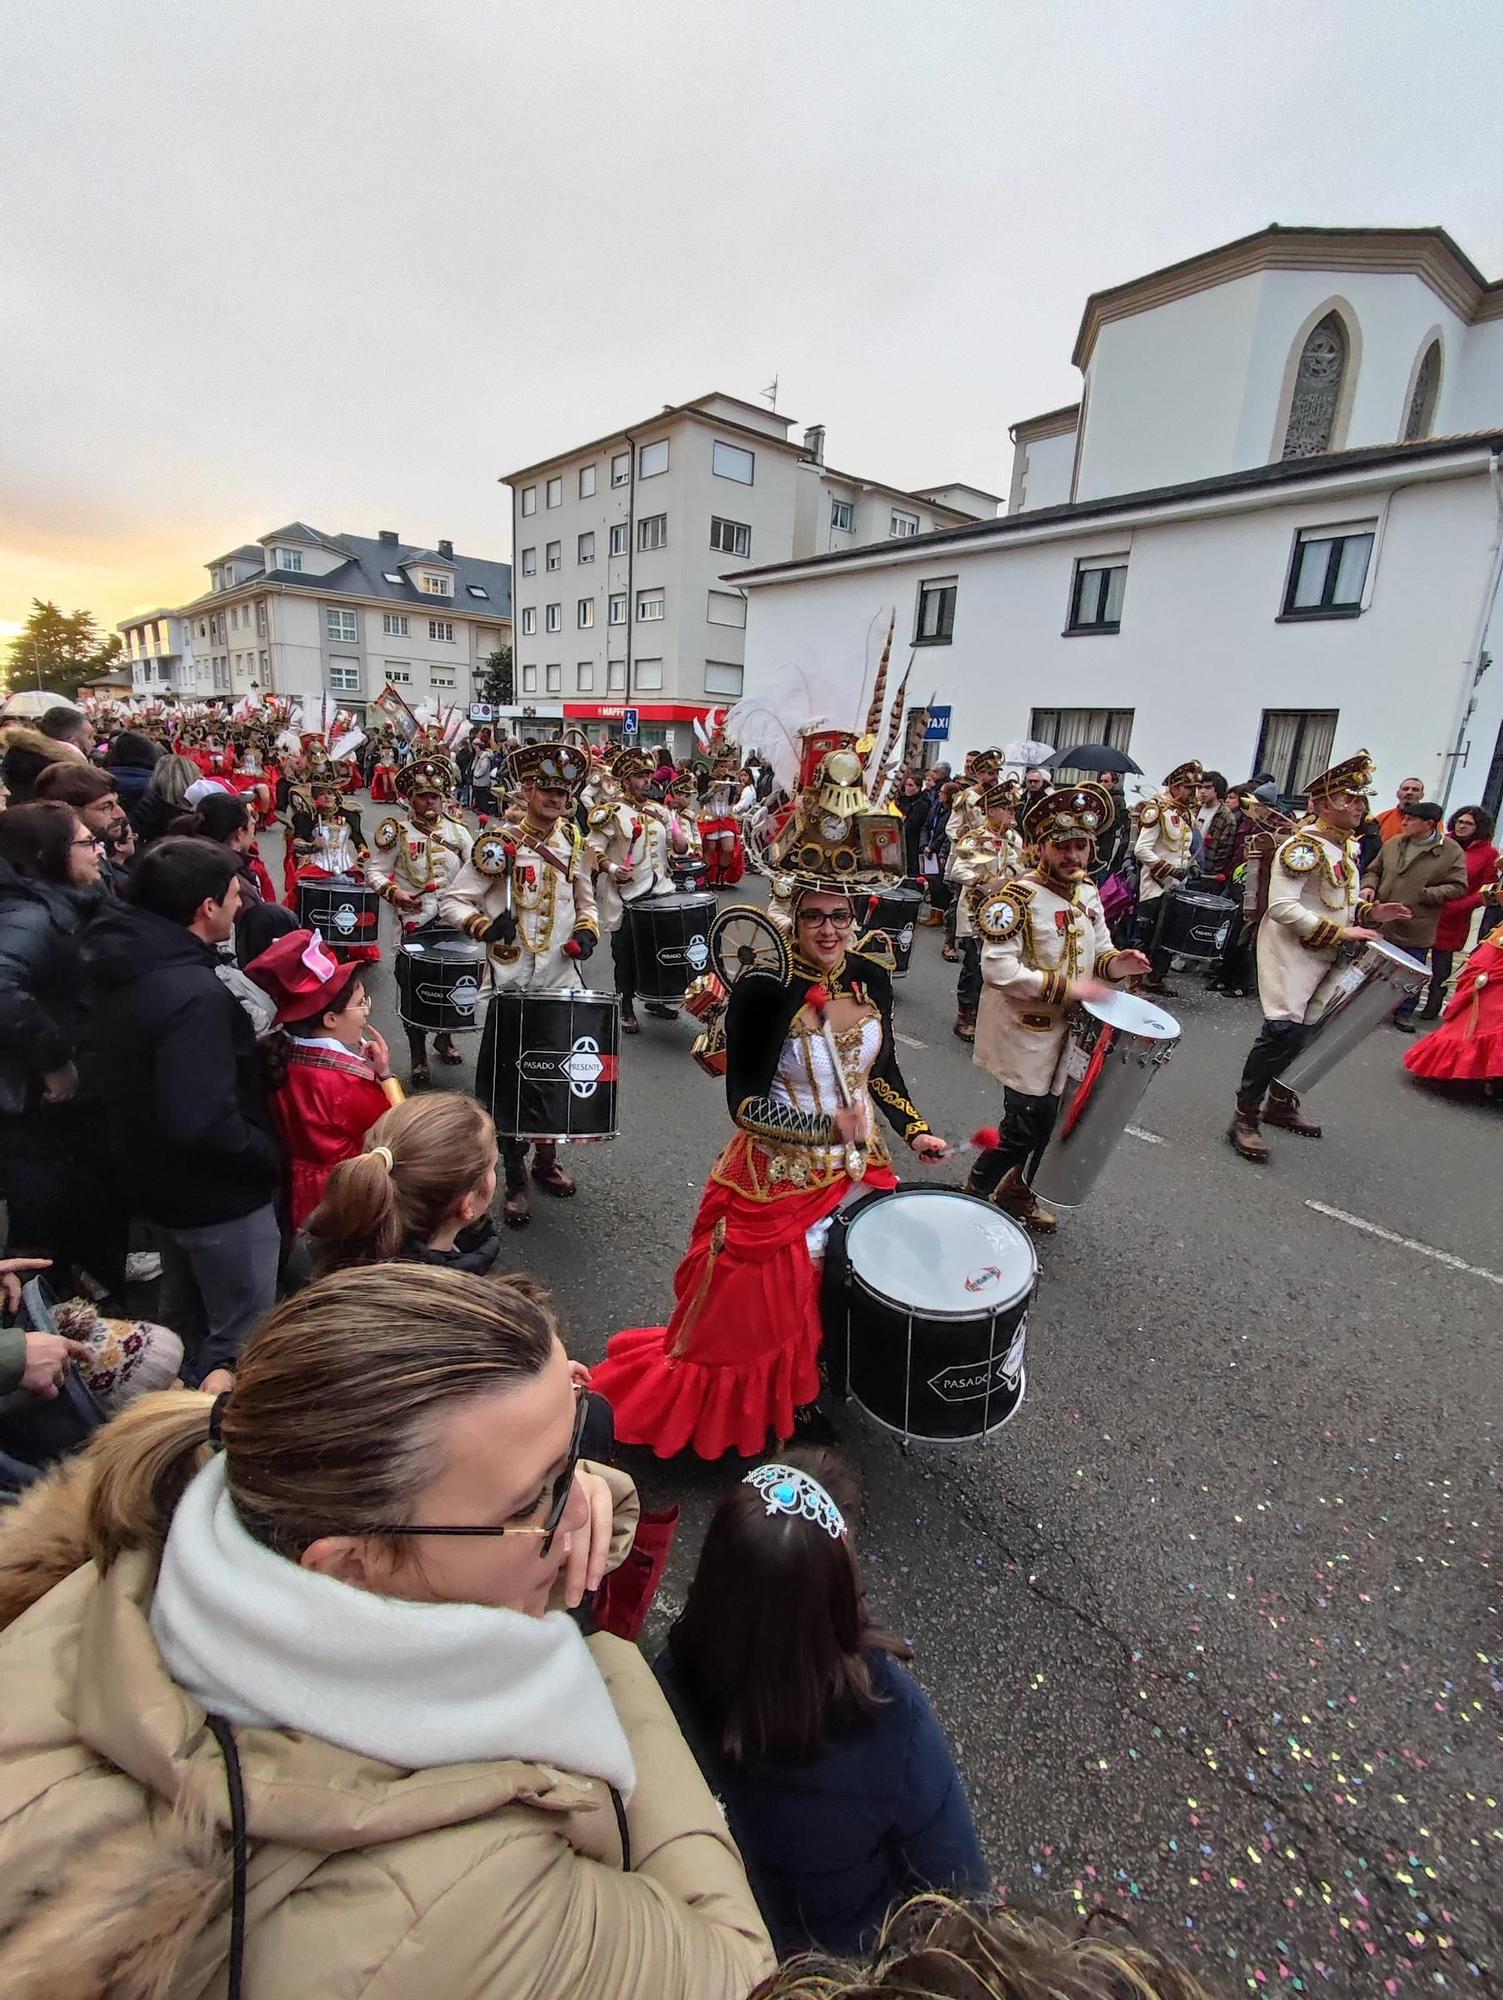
[761,375,779,410]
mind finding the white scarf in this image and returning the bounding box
[151,1455,635,1796]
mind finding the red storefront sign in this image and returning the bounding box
[563,702,713,723]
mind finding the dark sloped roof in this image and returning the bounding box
[258,521,347,552]
[182,530,511,620]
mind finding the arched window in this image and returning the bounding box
[1404,340,1441,441]
[1281,313,1348,460]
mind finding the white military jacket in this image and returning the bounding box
[946,825,1024,941]
[587,796,679,932]
[368,811,474,931]
[973,870,1133,1096]
[1255,821,1370,1025]
[440,816,599,992]
[1132,794,1195,905]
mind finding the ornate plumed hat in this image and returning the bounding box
[970,746,1004,780]
[1304,748,1375,801]
[1021,781,1115,848]
[978,778,1022,814]
[1162,758,1205,790]
[395,754,456,799]
[509,740,588,794]
[610,746,656,783]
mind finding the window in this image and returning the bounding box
[710,516,751,558]
[578,531,595,563]
[611,451,630,487]
[545,663,562,692]
[546,476,563,508]
[431,671,455,689]
[382,570,403,584]
[521,486,537,516]
[546,541,561,571]
[578,598,595,629]
[198,622,207,639]
[212,658,229,690]
[544,603,561,633]
[1255,710,1339,797]
[1068,559,1127,634]
[890,509,920,537]
[1404,341,1441,442]
[386,667,412,685]
[383,613,409,636]
[607,658,627,690]
[466,584,489,600]
[1281,313,1349,460]
[636,588,664,623]
[274,547,303,571]
[639,439,669,478]
[420,573,452,596]
[326,608,357,642]
[429,619,455,642]
[576,661,594,691]
[915,576,957,644]
[521,547,537,576]
[634,658,664,691]
[520,607,537,635]
[579,464,597,499]
[830,498,855,534]
[1029,707,1134,755]
[705,659,744,697]
[258,651,268,678]
[609,522,628,556]
[638,512,667,551]
[1281,522,1374,619]
[522,664,538,692]
[608,593,627,626]
[712,440,755,485]
[707,588,747,628]
[256,603,267,636]
[329,662,360,692]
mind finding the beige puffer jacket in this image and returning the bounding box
[0,1459,774,2000]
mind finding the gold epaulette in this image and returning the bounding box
[373,817,400,851]
[975,880,1033,943]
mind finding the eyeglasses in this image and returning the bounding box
[798,909,855,930]
[358,1389,587,1556]
[70,835,106,851]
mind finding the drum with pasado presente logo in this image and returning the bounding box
[1031,989,1180,1213]
[823,1185,1036,1442]
[1277,938,1428,1097]
[625,891,717,1003]
[670,856,709,893]
[295,875,381,961]
[479,988,620,1143]
[1151,884,1238,964]
[861,883,924,977]
[395,926,486,1033]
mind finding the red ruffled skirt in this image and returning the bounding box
[1404,941,1503,1086]
[594,1156,897,1460]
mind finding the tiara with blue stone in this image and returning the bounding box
[744,1463,847,1540]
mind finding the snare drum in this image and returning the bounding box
[1278,938,1428,1097]
[1031,990,1180,1212]
[670,856,709,894]
[295,875,381,961]
[862,884,924,977]
[396,927,486,1033]
[826,1186,1036,1442]
[624,891,717,1003]
[1152,884,1238,963]
[478,988,620,1143]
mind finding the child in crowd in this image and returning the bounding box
[246,929,399,1229]
[658,1446,988,1958]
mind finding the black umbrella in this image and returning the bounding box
[1051,742,1142,777]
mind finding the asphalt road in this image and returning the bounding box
[292,818,1499,1998]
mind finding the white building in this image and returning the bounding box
[125,525,512,715]
[735,225,1503,815]
[501,393,996,759]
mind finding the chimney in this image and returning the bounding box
[803,424,825,466]
[378,529,399,543]
[438,538,454,560]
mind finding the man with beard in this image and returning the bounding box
[368,752,474,1085]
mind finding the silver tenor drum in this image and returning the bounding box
[1277,939,1428,1096]
[1031,989,1180,1213]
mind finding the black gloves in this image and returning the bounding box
[484,911,518,946]
[567,927,596,962]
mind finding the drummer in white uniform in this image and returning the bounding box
[1131,757,1202,995]
[587,746,687,1033]
[440,739,600,1227]
[368,752,474,1086]
[946,778,1023,1044]
[971,784,1152,1231]
[1228,750,1409,1163]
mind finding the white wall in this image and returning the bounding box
[1009,427,1077,512]
[739,464,1503,810]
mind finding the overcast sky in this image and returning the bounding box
[2,0,1500,641]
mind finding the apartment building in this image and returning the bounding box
[501,392,995,758]
[132,524,512,714]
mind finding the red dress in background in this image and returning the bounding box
[1404,939,1503,1090]
[269,1042,394,1227]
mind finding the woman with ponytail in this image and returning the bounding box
[0,1265,773,2000]
[167,788,277,914]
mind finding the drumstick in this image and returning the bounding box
[805,985,866,1182]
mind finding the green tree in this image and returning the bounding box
[480,643,514,709]
[2,599,123,701]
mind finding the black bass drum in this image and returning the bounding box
[478,988,620,1143]
[824,1185,1035,1442]
[395,926,486,1033]
[295,875,380,960]
[624,891,717,1003]
[1152,884,1238,964]
[861,884,924,977]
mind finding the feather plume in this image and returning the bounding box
[863,612,894,739]
[724,659,860,796]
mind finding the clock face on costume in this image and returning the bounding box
[820,813,850,842]
[1287,841,1318,869]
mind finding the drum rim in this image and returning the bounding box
[1362,938,1429,972]
[849,1365,1028,1442]
[488,987,621,1003]
[1081,989,1180,1039]
[842,1184,1037,1318]
[625,890,718,910]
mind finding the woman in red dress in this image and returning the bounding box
[593,735,946,1459]
[1404,935,1503,1096]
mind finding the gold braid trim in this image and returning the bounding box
[1354,899,1376,925]
[1304,918,1343,951]
[734,1094,833,1145]
[870,1074,929,1142]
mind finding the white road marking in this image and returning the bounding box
[1125,1124,1165,1144]
[893,1031,927,1050]
[1305,1200,1503,1288]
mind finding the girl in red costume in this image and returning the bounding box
[246,928,401,1227]
[1404,934,1503,1097]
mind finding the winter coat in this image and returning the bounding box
[131,786,189,848]
[0,859,94,1113]
[1361,832,1469,951]
[1433,838,1500,952]
[80,902,280,1227]
[267,1042,393,1230]
[0,1457,774,2000]
[401,1217,510,1277]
